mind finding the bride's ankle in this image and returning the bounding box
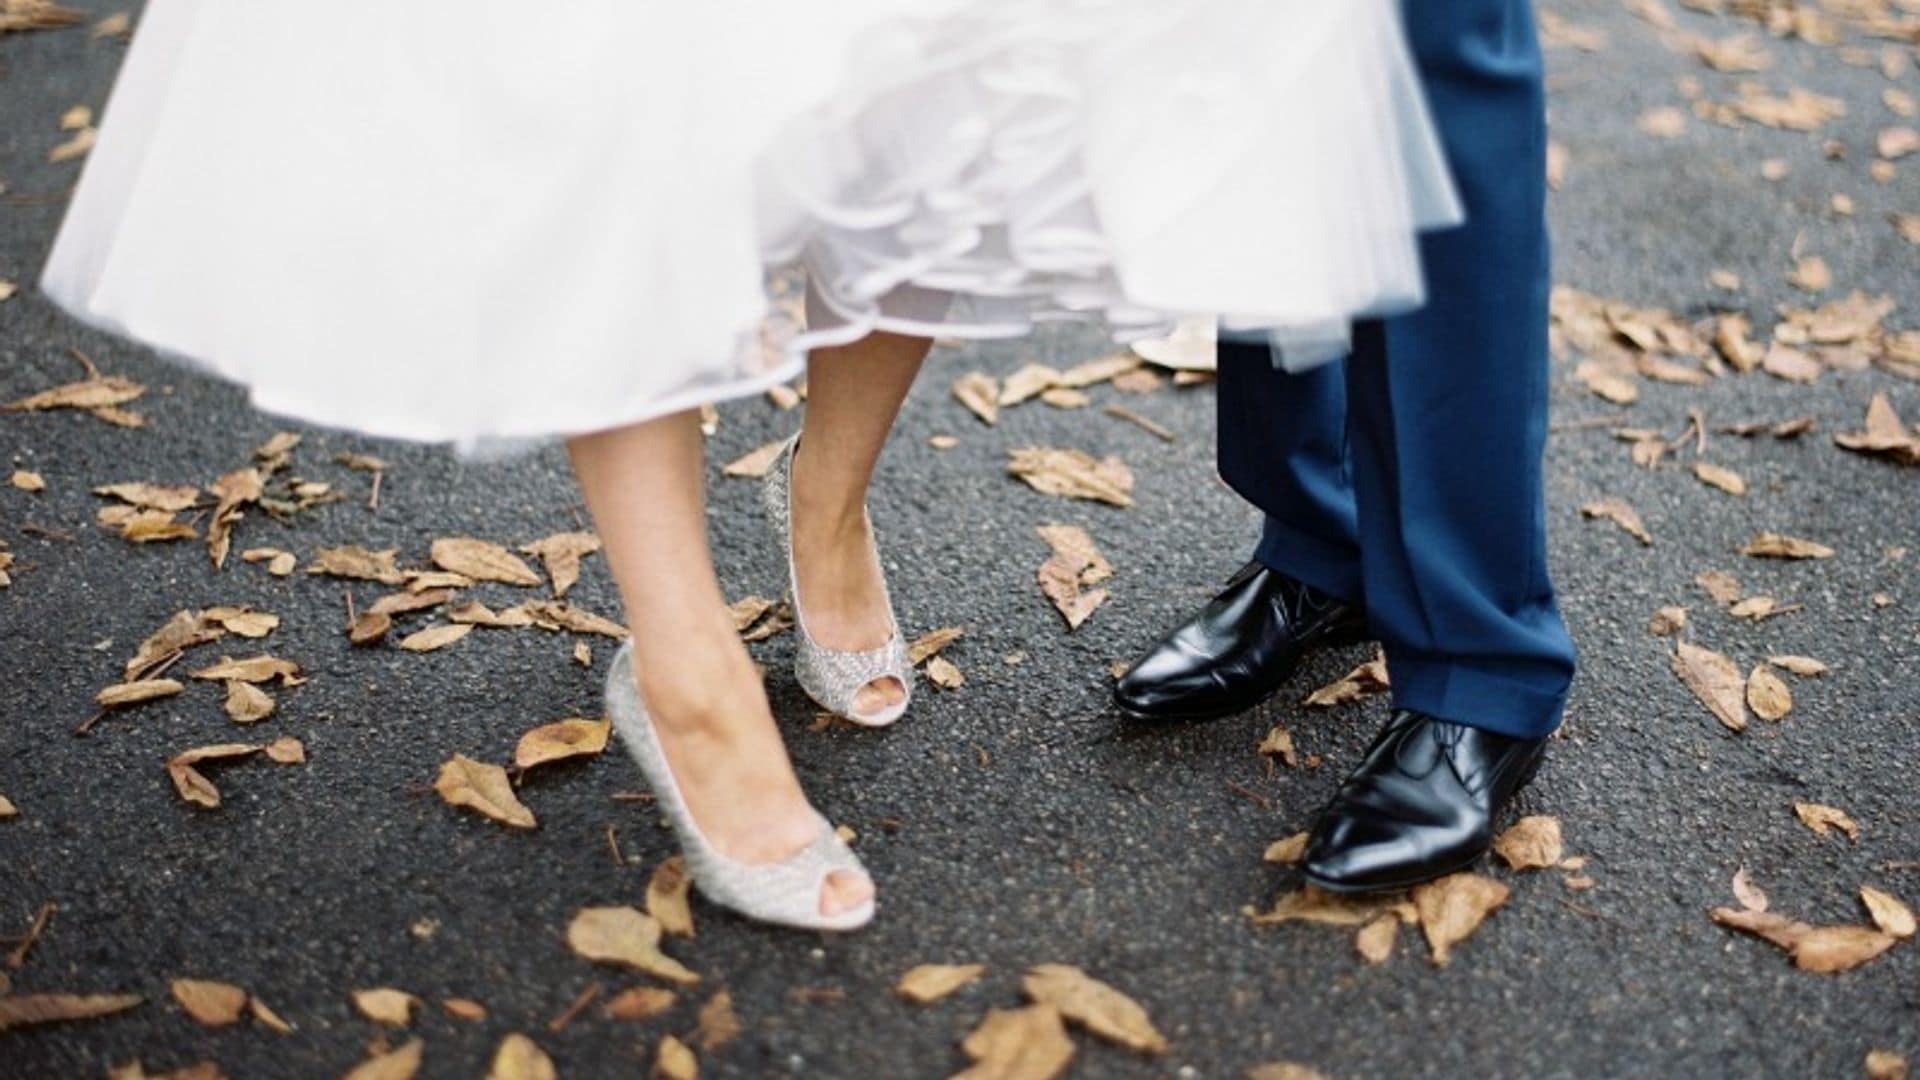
[629,633,765,733]
[790,439,871,535]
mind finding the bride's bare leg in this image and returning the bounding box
[793,330,935,716]
[567,410,872,918]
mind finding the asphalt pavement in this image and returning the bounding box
[2,2,1917,1077]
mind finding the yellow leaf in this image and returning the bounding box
[399,623,473,652]
[646,856,695,938]
[1672,641,1749,732]
[896,963,986,1005]
[352,988,419,1027]
[955,1004,1076,1080]
[1412,873,1510,966]
[342,1038,423,1080]
[1492,815,1564,870]
[430,537,542,586]
[514,718,610,770]
[1860,886,1915,939]
[486,1034,556,1080]
[654,1034,698,1080]
[566,906,699,985]
[0,993,143,1032]
[170,979,247,1026]
[434,755,536,829]
[1746,666,1793,721]
[1793,802,1860,841]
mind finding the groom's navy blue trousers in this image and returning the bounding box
[1218,0,1576,739]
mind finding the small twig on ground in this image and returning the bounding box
[547,982,602,1034]
[609,791,655,803]
[19,523,76,542]
[1225,780,1272,811]
[605,824,623,867]
[1548,414,1627,434]
[1104,404,1176,442]
[6,903,55,969]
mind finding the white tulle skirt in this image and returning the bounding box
[40,0,1461,460]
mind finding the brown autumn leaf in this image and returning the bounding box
[3,372,143,414]
[1673,640,1750,732]
[721,439,788,479]
[1580,499,1652,545]
[1695,570,1743,606]
[1794,802,1860,841]
[342,1038,423,1080]
[1637,105,1688,138]
[1247,1065,1333,1080]
[1059,354,1143,389]
[521,600,629,639]
[1768,655,1829,677]
[1835,392,1920,466]
[1006,448,1134,508]
[654,1034,698,1080]
[404,570,472,592]
[189,655,300,684]
[115,509,197,543]
[1575,364,1639,404]
[1412,873,1510,966]
[647,856,695,938]
[1729,596,1800,621]
[515,718,610,770]
[956,1004,1076,1080]
[223,680,274,723]
[430,537,542,586]
[1864,1051,1910,1080]
[96,678,185,708]
[1021,965,1166,1056]
[203,467,262,569]
[1258,725,1297,768]
[1649,606,1688,636]
[1762,344,1823,384]
[349,611,392,646]
[448,600,535,628]
[171,979,247,1026]
[204,608,278,638]
[693,991,741,1052]
[263,737,305,764]
[1492,816,1564,870]
[907,626,964,666]
[1861,886,1916,939]
[123,610,226,679]
[1249,886,1413,928]
[1732,868,1769,913]
[0,992,143,1032]
[1743,533,1834,560]
[0,794,16,819]
[1711,906,1814,951]
[519,531,600,597]
[566,906,700,985]
[953,372,1001,425]
[926,655,965,689]
[1693,462,1747,496]
[92,481,200,511]
[999,363,1064,407]
[241,547,298,576]
[398,623,473,652]
[1746,665,1794,721]
[486,1034,556,1080]
[165,743,262,809]
[353,988,419,1027]
[1788,255,1833,293]
[248,996,293,1035]
[604,987,676,1021]
[1303,653,1390,708]
[897,963,986,1004]
[1793,926,1898,973]
[1035,524,1112,631]
[1263,832,1309,865]
[369,588,452,617]
[435,755,536,829]
[307,545,406,585]
[1355,914,1400,966]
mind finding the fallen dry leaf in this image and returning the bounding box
[263,737,304,764]
[605,987,676,1021]
[1793,926,1898,973]
[248,996,294,1035]
[1022,964,1166,1056]
[1007,449,1133,508]
[1788,255,1832,293]
[1412,873,1509,966]
[450,601,535,628]
[222,680,274,724]
[399,623,473,652]
[1355,914,1399,966]
[1732,868,1769,913]
[353,988,419,1027]
[1768,655,1829,677]
[926,655,965,689]
[1249,886,1412,928]
[349,611,392,646]
[444,998,488,1022]
[1493,816,1564,871]
[1673,641,1749,732]
[1743,533,1834,560]
[693,991,741,1052]
[435,755,536,829]
[647,856,695,938]
[1581,499,1652,545]
[188,655,299,684]
[1835,392,1920,466]
[956,1004,1076,1080]
[908,626,963,666]
[1000,363,1063,406]
[1637,105,1688,138]
[566,906,699,985]
[307,545,406,585]
[1246,1066,1332,1080]
[1794,802,1860,841]
[1263,832,1309,865]
[486,1034,556,1080]
[431,537,541,586]
[1746,665,1794,721]
[721,439,788,479]
[654,1034,698,1080]
[342,1038,423,1080]
[1864,1050,1909,1080]
[0,992,143,1032]
[1693,462,1748,496]
[1649,606,1688,636]
[953,372,1001,425]
[515,718,610,770]
[171,979,247,1027]
[1035,524,1112,630]
[1304,653,1390,708]
[1695,570,1743,606]
[1860,886,1915,939]
[897,963,986,1004]
[96,678,184,708]
[519,531,600,597]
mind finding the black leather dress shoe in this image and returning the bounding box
[1301,709,1546,894]
[1113,561,1369,722]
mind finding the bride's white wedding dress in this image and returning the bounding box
[40,0,1460,460]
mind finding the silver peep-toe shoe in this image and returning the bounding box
[603,639,875,931]
[762,432,912,728]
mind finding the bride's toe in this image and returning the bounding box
[851,677,908,719]
[820,868,875,918]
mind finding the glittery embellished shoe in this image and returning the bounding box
[761,432,912,728]
[604,639,876,931]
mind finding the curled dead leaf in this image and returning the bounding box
[342,1038,422,1080]
[1860,886,1916,939]
[1263,832,1309,866]
[486,1034,556,1080]
[566,906,700,985]
[515,718,610,770]
[398,623,472,652]
[1355,914,1399,966]
[0,992,143,1032]
[647,856,695,938]
[1021,964,1166,1056]
[353,988,419,1027]
[1794,802,1860,841]
[1743,533,1834,560]
[171,979,247,1026]
[1007,449,1134,508]
[956,1004,1076,1080]
[1672,640,1749,732]
[1746,665,1793,721]
[1492,816,1564,871]
[435,755,536,829]
[1303,654,1390,708]
[430,537,542,586]
[605,987,676,1021]
[1412,873,1509,966]
[897,963,986,1004]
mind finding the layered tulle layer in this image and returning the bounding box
[39,0,1460,461]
